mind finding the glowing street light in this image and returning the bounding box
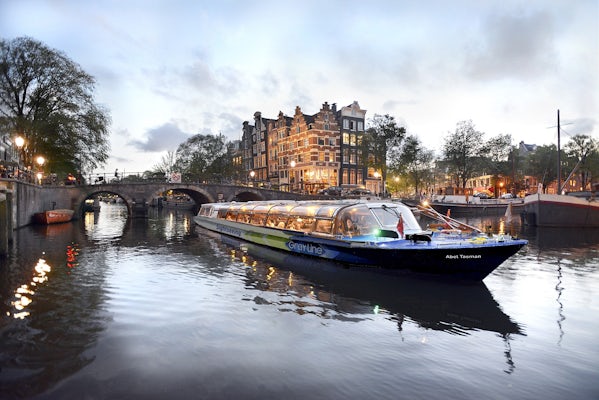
[14,136,25,149]
[374,171,382,196]
[289,160,296,192]
[35,156,46,185]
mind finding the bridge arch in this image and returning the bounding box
[74,189,136,217]
[68,182,312,219]
[146,185,215,209]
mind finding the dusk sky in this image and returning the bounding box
[1,0,597,174]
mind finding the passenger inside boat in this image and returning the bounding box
[335,206,381,237]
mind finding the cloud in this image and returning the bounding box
[128,122,191,152]
[465,10,557,81]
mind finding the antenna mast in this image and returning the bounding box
[557,109,561,194]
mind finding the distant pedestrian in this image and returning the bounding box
[114,169,118,179]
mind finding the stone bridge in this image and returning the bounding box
[72,182,314,216]
[0,179,321,231]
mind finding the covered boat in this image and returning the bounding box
[193,200,527,281]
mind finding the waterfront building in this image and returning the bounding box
[242,101,368,194]
[0,133,21,177]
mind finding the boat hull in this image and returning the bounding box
[33,209,74,225]
[523,194,599,228]
[194,216,526,282]
[220,234,522,335]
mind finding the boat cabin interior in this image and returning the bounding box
[198,201,422,238]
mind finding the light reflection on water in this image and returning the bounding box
[0,204,597,399]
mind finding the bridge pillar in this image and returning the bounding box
[131,198,149,218]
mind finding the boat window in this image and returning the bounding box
[250,213,267,226]
[286,216,315,232]
[289,205,319,218]
[314,218,333,234]
[371,205,421,231]
[315,205,340,218]
[334,205,380,236]
[238,212,252,224]
[225,210,238,221]
[266,214,288,229]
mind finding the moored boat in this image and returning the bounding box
[523,192,599,228]
[33,209,74,225]
[193,200,527,281]
[403,196,524,216]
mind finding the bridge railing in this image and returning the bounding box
[85,172,249,187]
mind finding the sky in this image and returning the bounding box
[1,0,597,174]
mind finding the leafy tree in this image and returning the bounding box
[0,37,110,175]
[563,134,599,190]
[389,134,433,196]
[524,144,557,191]
[174,133,226,182]
[481,134,513,175]
[441,120,486,189]
[364,114,406,182]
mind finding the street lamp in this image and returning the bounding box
[36,156,45,185]
[13,136,25,178]
[290,160,296,192]
[14,136,25,150]
[249,170,255,186]
[374,171,381,197]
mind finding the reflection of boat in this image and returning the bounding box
[194,200,527,281]
[33,209,74,225]
[523,193,599,228]
[217,234,522,336]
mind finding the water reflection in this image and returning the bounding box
[0,223,103,398]
[7,258,52,320]
[213,233,523,337]
[1,206,595,398]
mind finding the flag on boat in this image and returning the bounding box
[397,213,404,238]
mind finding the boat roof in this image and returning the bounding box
[201,199,412,215]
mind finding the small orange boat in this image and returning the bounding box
[33,209,74,225]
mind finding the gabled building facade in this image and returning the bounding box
[242,101,368,193]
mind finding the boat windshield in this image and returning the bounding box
[333,205,381,236]
[371,204,421,233]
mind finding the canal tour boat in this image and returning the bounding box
[193,200,527,281]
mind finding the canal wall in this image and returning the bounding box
[0,180,78,230]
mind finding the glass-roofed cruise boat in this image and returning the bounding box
[193,200,527,282]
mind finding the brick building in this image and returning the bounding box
[241,101,369,193]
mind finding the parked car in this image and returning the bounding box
[64,173,77,185]
[473,192,491,199]
[500,193,515,199]
[349,188,372,196]
[320,186,343,196]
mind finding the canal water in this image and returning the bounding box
[0,203,598,399]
